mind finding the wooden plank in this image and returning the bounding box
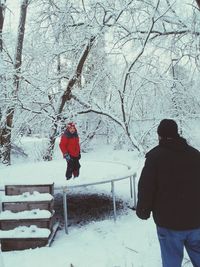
[0,217,53,230]
[2,193,53,203]
[2,200,54,212]
[5,184,54,195]
[1,237,49,251]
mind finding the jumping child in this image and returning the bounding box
[59,122,81,180]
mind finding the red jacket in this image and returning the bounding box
[59,130,80,157]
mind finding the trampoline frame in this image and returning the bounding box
[62,171,137,234]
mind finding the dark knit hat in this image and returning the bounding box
[66,122,77,131]
[66,122,75,129]
[157,119,179,138]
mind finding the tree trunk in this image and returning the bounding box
[171,58,179,118]
[196,0,200,9]
[0,0,5,52]
[0,1,6,161]
[1,0,28,165]
[43,37,95,161]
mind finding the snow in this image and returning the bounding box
[1,193,53,203]
[0,226,50,239]
[0,141,193,267]
[0,210,51,220]
[0,160,134,190]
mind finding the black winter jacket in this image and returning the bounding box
[136,137,200,230]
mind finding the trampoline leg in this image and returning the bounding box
[130,176,133,198]
[133,175,137,208]
[111,181,117,221]
[63,190,69,234]
[130,175,137,209]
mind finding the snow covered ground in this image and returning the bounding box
[0,139,193,267]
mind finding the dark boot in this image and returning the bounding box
[73,169,79,178]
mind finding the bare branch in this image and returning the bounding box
[134,29,200,37]
[78,108,125,128]
[165,0,187,27]
[123,0,161,93]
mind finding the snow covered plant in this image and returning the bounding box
[1,0,200,165]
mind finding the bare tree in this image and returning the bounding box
[0,0,5,52]
[1,0,29,164]
[0,0,6,161]
[3,0,199,161]
[39,0,134,160]
[43,36,95,160]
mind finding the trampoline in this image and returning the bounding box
[62,161,136,234]
[0,159,137,234]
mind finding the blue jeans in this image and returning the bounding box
[157,226,200,267]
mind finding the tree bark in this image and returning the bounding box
[0,0,5,52]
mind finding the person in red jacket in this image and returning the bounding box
[59,122,81,180]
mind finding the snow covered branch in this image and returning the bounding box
[58,36,95,115]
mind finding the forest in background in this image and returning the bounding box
[0,0,200,165]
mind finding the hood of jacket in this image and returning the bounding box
[64,129,78,138]
[158,136,189,153]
